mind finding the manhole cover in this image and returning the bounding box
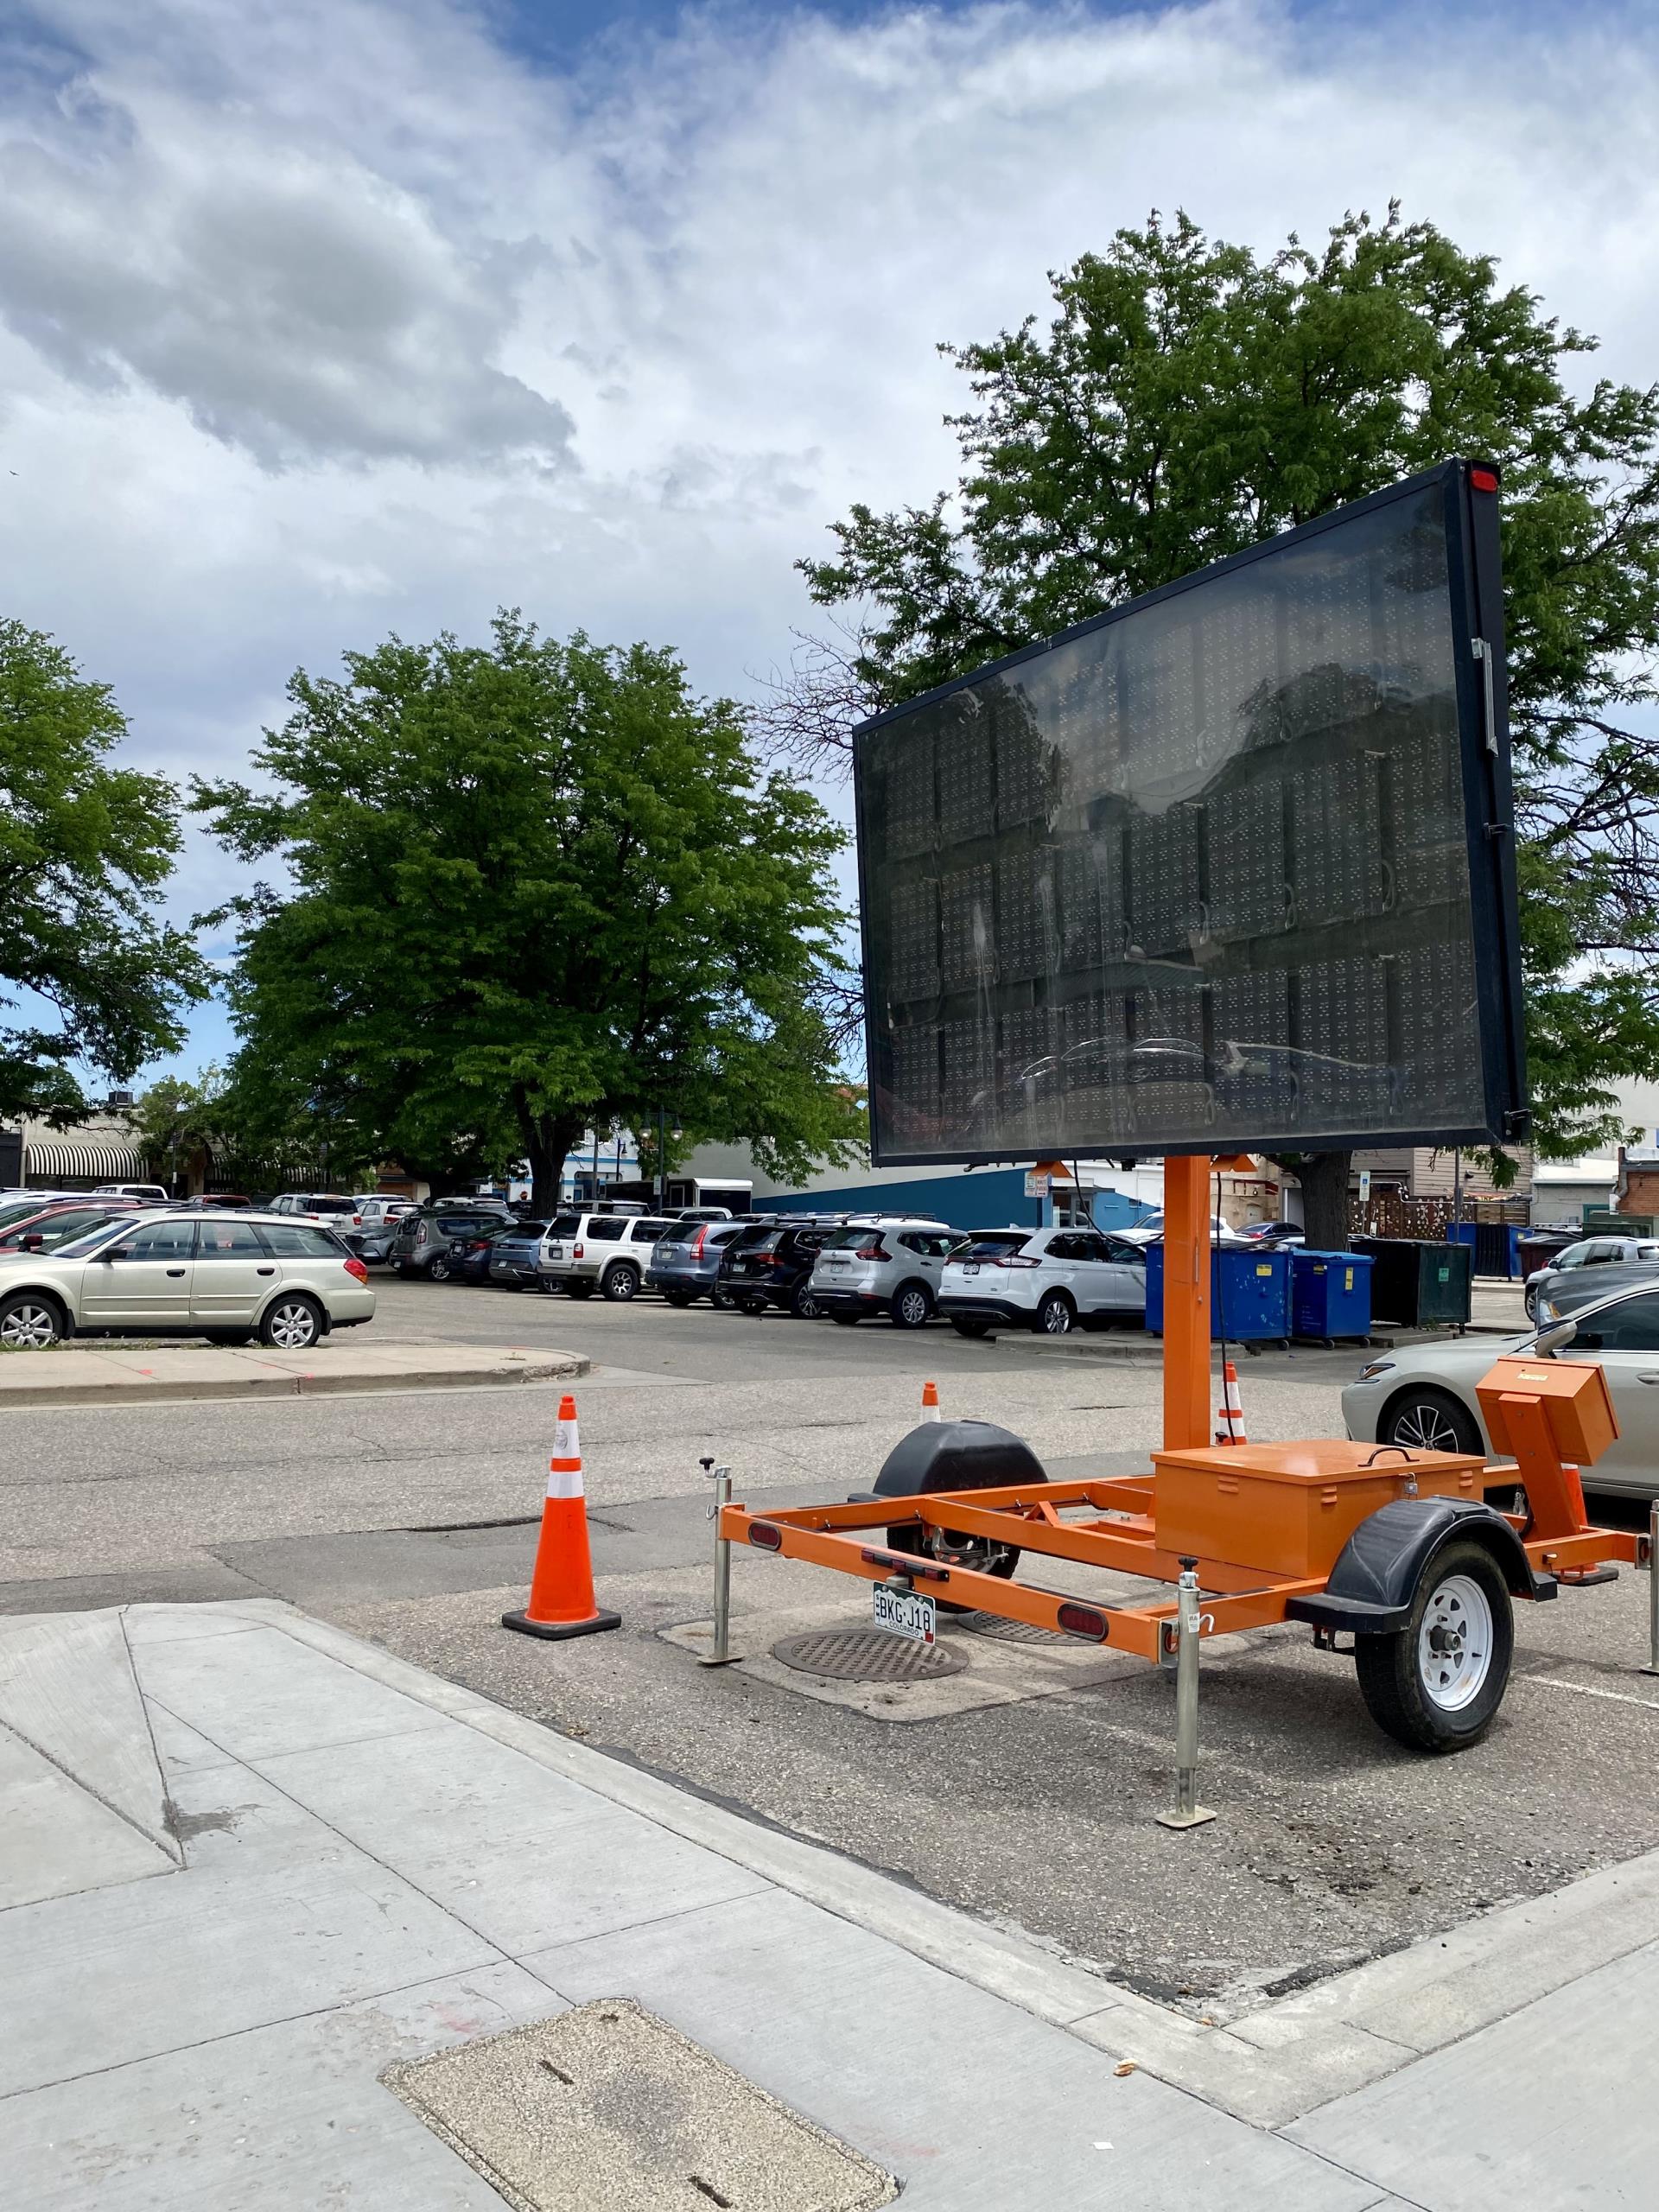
[956,1611,1065,1644]
[771,1629,968,1681]
[385,1999,897,2211]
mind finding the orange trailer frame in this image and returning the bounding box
[715,1159,1650,1734]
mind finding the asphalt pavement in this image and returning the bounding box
[3,1273,1655,2020]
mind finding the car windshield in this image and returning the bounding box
[48,1219,137,1260]
[821,1227,884,1251]
[957,1232,1032,1260]
[304,1196,358,1214]
[658,1221,705,1243]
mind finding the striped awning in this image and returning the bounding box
[23,1141,147,1182]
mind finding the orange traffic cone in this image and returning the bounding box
[502,1395,621,1642]
[921,1379,942,1423]
[1214,1361,1248,1447]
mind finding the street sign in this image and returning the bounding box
[1358,1170,1372,1203]
[855,461,1526,1168]
[1024,1172,1050,1198]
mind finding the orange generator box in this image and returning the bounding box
[1152,1439,1487,1581]
[1476,1357,1618,1466]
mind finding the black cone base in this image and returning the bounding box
[502,1607,621,1642]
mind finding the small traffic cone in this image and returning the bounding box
[1214,1361,1248,1447]
[921,1380,943,1423]
[502,1395,621,1642]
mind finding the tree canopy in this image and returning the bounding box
[194,613,864,1208]
[0,619,206,1123]
[785,206,1659,1235]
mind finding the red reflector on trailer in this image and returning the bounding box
[1057,1602,1109,1642]
[1471,467,1499,492]
[748,1522,783,1550]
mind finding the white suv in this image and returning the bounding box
[938,1225,1148,1338]
[537,1212,674,1301]
[809,1217,961,1329]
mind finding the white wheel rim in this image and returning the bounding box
[1395,1401,1462,1452]
[899,1290,926,1324]
[270,1303,316,1349]
[1043,1300,1071,1334]
[2,1304,56,1348]
[1418,1573,1494,1711]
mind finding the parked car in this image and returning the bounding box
[91,1182,170,1205]
[938,1225,1149,1337]
[268,1193,367,1231]
[0,1199,141,1255]
[391,1205,516,1279]
[717,1217,844,1318]
[1342,1273,1659,1497]
[1523,1235,1659,1319]
[444,1219,524,1284]
[0,1210,373,1351]
[537,1213,675,1300]
[1118,1211,1245,1248]
[1238,1219,1305,1246]
[808,1217,962,1329]
[645,1217,758,1306]
[479,1218,551,1289]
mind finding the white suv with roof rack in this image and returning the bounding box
[808,1216,962,1329]
[938,1224,1148,1337]
[537,1211,675,1300]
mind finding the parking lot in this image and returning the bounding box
[5,1269,1656,2020]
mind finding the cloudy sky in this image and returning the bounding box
[2,0,1655,1077]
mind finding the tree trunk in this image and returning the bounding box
[518,1098,585,1216]
[1296,1150,1353,1252]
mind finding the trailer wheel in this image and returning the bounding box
[1354,1539,1513,1752]
[887,1520,1020,1613]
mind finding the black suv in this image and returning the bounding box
[391,1204,514,1281]
[717,1217,841,1319]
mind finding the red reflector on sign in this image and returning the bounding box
[1057,1602,1109,1642]
[1471,467,1498,493]
[747,1522,783,1550]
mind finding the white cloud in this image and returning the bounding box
[2,0,1656,1072]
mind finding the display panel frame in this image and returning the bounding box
[854,459,1528,1169]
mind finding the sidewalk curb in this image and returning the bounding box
[220,1598,1659,2133]
[0,1351,589,1408]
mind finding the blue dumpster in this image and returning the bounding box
[1291,1249,1374,1341]
[1446,1221,1521,1279]
[1145,1245,1292,1340]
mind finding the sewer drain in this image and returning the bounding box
[956,1611,1065,1645]
[771,1629,968,1682]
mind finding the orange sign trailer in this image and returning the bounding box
[716,1158,1651,1779]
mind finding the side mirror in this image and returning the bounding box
[102,1245,132,1262]
[20,1233,43,1252]
[1534,1318,1577,1355]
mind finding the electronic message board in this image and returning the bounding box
[855,461,1526,1166]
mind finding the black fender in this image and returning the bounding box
[853,1417,1047,1505]
[1287,1497,1555,1637]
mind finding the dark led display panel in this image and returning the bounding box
[855,461,1527,1166]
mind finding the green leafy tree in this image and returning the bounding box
[785,207,1659,1248]
[0,620,207,1121]
[194,614,864,1211]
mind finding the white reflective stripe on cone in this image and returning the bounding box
[547,1460,585,1500]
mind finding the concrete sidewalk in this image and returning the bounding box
[1,1601,1649,2209]
[0,1338,587,1407]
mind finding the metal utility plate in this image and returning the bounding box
[384,1999,897,2212]
[771,1626,966,1682]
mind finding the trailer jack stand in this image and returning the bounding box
[1156,1560,1217,1832]
[698,1460,743,1668]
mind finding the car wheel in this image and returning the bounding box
[1035,1291,1074,1336]
[0,1293,63,1349]
[1381,1386,1482,1457]
[950,1315,992,1338]
[664,1288,696,1307]
[427,1254,453,1282]
[603,1263,639,1302]
[890,1281,932,1330]
[537,1278,562,1294]
[711,1283,735,1310]
[791,1279,822,1319]
[259,1294,324,1351]
[1355,1540,1514,1751]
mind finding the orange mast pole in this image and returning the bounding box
[1162,1153,1211,1452]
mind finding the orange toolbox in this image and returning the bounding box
[1152,1439,1487,1580]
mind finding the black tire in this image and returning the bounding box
[1354,1539,1514,1752]
[711,1283,735,1310]
[887,1508,1026,1614]
[428,1254,453,1283]
[831,1312,861,1327]
[890,1281,932,1331]
[0,1290,65,1349]
[790,1278,823,1319]
[602,1263,639,1302]
[537,1278,562,1294]
[259,1293,325,1351]
[1380,1386,1482,1457]
[1034,1290,1074,1337]
[664,1288,696,1307]
[950,1315,993,1338]
[564,1281,594,1300]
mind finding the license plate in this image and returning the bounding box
[544,1244,563,1259]
[963,1262,979,1275]
[872,1585,936,1645]
[825,1254,847,1266]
